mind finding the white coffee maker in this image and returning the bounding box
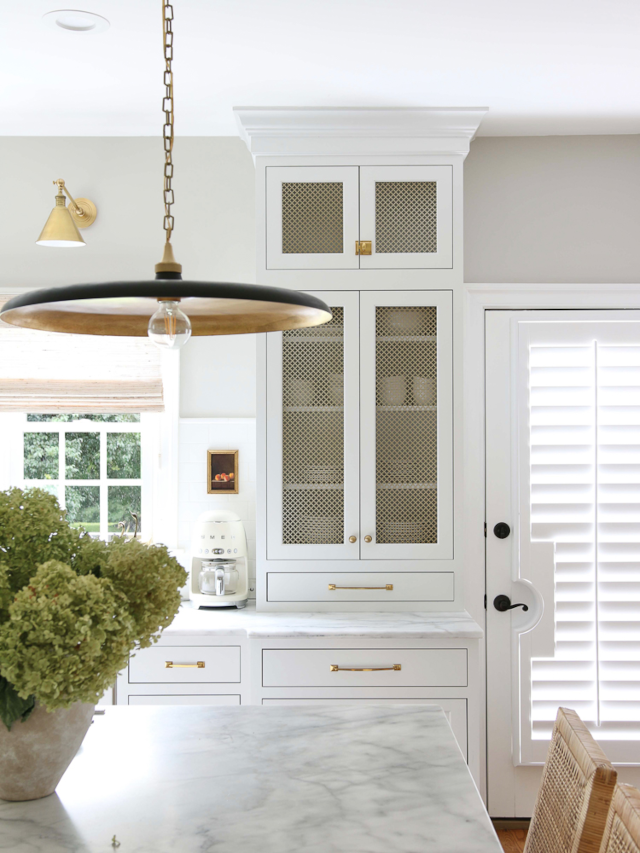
[189,510,249,609]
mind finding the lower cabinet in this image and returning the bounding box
[116,633,478,776]
[128,694,241,706]
[262,697,467,758]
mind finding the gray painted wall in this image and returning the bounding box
[2,134,639,416]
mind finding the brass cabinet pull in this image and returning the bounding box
[363,535,373,543]
[165,661,205,669]
[328,584,393,591]
[348,535,357,543]
[330,664,401,672]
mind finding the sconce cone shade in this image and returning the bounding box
[36,199,85,248]
[0,280,332,337]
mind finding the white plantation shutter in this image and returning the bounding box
[522,319,640,763]
[0,296,164,412]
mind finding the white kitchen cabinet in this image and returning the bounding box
[266,571,454,603]
[128,694,241,706]
[266,166,360,270]
[265,290,453,565]
[266,164,452,271]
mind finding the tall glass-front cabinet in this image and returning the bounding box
[266,290,453,563]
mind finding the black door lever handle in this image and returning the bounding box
[493,594,528,612]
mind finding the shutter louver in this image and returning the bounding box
[0,296,164,413]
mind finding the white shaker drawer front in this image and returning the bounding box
[267,572,454,603]
[128,646,241,684]
[262,698,467,759]
[128,694,241,706]
[262,648,467,688]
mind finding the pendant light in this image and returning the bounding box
[1,1,331,348]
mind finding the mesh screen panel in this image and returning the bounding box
[375,181,437,254]
[375,307,437,544]
[282,308,344,544]
[282,182,343,254]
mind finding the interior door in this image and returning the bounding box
[266,291,360,559]
[360,290,453,560]
[359,166,453,270]
[486,309,640,818]
[266,166,360,270]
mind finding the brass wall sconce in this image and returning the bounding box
[37,179,97,248]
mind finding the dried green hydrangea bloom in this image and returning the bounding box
[0,487,187,729]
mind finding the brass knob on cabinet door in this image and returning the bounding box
[364,535,372,543]
[348,535,357,543]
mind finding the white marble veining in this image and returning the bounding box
[165,601,484,639]
[0,705,500,853]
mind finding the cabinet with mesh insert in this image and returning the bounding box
[265,290,452,562]
[266,164,452,272]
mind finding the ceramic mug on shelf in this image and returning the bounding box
[413,376,436,405]
[378,375,406,406]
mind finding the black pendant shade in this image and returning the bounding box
[0,280,332,337]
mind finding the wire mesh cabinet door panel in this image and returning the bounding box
[360,291,453,560]
[266,167,360,270]
[266,291,360,559]
[359,166,453,270]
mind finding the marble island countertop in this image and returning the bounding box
[166,600,484,638]
[0,705,501,853]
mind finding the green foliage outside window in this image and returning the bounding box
[27,414,140,423]
[65,432,100,479]
[23,433,58,479]
[107,433,141,478]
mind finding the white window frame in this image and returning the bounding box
[6,414,151,540]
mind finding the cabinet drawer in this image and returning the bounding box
[128,646,241,684]
[267,571,453,602]
[262,697,467,759]
[262,648,467,688]
[128,694,241,706]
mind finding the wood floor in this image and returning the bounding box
[496,828,527,852]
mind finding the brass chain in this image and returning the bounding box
[162,0,174,242]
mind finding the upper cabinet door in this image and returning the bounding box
[360,291,453,560]
[266,167,360,270]
[266,292,360,560]
[358,166,453,270]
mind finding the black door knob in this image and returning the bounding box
[493,594,528,613]
[493,522,511,539]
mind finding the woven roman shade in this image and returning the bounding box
[0,296,164,413]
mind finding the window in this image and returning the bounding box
[520,318,640,763]
[0,294,179,546]
[19,413,149,538]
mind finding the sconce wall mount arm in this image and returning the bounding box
[54,179,97,228]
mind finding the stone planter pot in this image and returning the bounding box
[0,701,95,801]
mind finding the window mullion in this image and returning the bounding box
[59,428,66,509]
[100,428,108,539]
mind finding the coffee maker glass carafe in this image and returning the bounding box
[199,561,240,597]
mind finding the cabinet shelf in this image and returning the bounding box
[284,483,344,491]
[377,483,437,490]
[377,405,436,412]
[377,335,437,343]
[283,406,344,413]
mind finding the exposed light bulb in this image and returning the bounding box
[148,300,192,350]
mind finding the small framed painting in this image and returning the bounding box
[207,450,239,494]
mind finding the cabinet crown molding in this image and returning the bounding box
[234,106,488,158]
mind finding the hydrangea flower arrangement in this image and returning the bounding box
[0,487,187,730]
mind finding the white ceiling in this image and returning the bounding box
[2,0,640,138]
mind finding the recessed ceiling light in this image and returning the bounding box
[42,10,110,33]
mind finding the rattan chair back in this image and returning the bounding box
[523,707,617,853]
[599,784,640,853]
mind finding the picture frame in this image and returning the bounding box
[207,450,239,494]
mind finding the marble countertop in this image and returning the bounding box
[165,601,484,638]
[0,705,501,853]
